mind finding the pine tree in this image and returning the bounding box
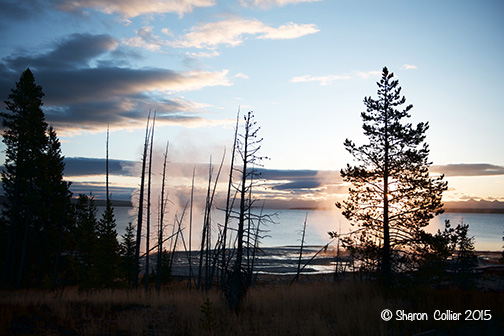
[75,194,99,289]
[95,200,121,287]
[40,126,72,286]
[94,126,121,287]
[120,222,136,286]
[1,69,71,288]
[337,67,447,286]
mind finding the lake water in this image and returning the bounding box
[100,207,504,252]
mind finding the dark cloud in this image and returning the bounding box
[0,0,47,24]
[431,163,504,177]
[271,180,321,190]
[69,182,135,201]
[0,33,231,132]
[256,168,319,181]
[65,157,136,176]
[4,33,118,71]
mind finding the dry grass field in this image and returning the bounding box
[1,276,503,336]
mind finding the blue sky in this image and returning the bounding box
[0,0,503,205]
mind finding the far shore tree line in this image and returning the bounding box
[0,68,493,305]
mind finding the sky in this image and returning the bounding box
[0,0,503,207]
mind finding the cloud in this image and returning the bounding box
[65,157,136,176]
[258,22,319,39]
[291,70,383,85]
[271,180,322,190]
[0,0,48,24]
[123,26,164,51]
[0,33,232,133]
[170,18,319,49]
[355,70,381,79]
[235,72,250,79]
[401,64,418,70]
[291,74,351,85]
[186,50,221,58]
[431,163,504,177]
[70,183,136,201]
[3,33,119,70]
[240,0,321,8]
[56,0,216,18]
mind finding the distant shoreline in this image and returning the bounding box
[92,201,504,214]
[443,207,504,214]
[289,206,504,214]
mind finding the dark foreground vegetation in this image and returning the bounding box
[1,276,504,336]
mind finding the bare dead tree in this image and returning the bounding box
[294,213,308,283]
[187,167,195,289]
[197,161,214,291]
[196,153,225,291]
[225,111,267,310]
[133,112,151,288]
[145,112,156,292]
[220,110,240,281]
[156,141,169,292]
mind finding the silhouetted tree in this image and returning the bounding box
[42,126,72,287]
[451,221,477,289]
[120,222,136,286]
[220,110,240,282]
[74,193,99,289]
[337,67,447,287]
[1,69,71,288]
[225,111,266,309]
[156,141,169,292]
[414,220,454,286]
[94,201,121,287]
[145,113,156,292]
[133,113,151,288]
[501,231,504,263]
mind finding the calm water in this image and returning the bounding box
[101,207,504,252]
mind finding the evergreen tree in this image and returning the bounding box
[451,221,477,289]
[74,193,99,289]
[337,67,447,286]
[120,222,136,285]
[1,69,71,288]
[93,126,121,287]
[95,199,121,287]
[41,126,73,286]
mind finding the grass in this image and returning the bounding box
[1,277,503,335]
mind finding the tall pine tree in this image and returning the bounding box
[337,67,447,286]
[1,69,71,288]
[94,126,120,287]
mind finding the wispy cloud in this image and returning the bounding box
[235,72,250,79]
[291,70,382,85]
[291,74,351,85]
[123,26,164,51]
[169,18,319,49]
[401,64,418,70]
[186,50,221,58]
[240,0,321,8]
[57,0,216,18]
[355,70,381,79]
[258,22,319,39]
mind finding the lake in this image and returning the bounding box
[100,206,504,252]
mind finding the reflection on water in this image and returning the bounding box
[103,207,504,252]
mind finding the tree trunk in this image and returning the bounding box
[133,112,151,288]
